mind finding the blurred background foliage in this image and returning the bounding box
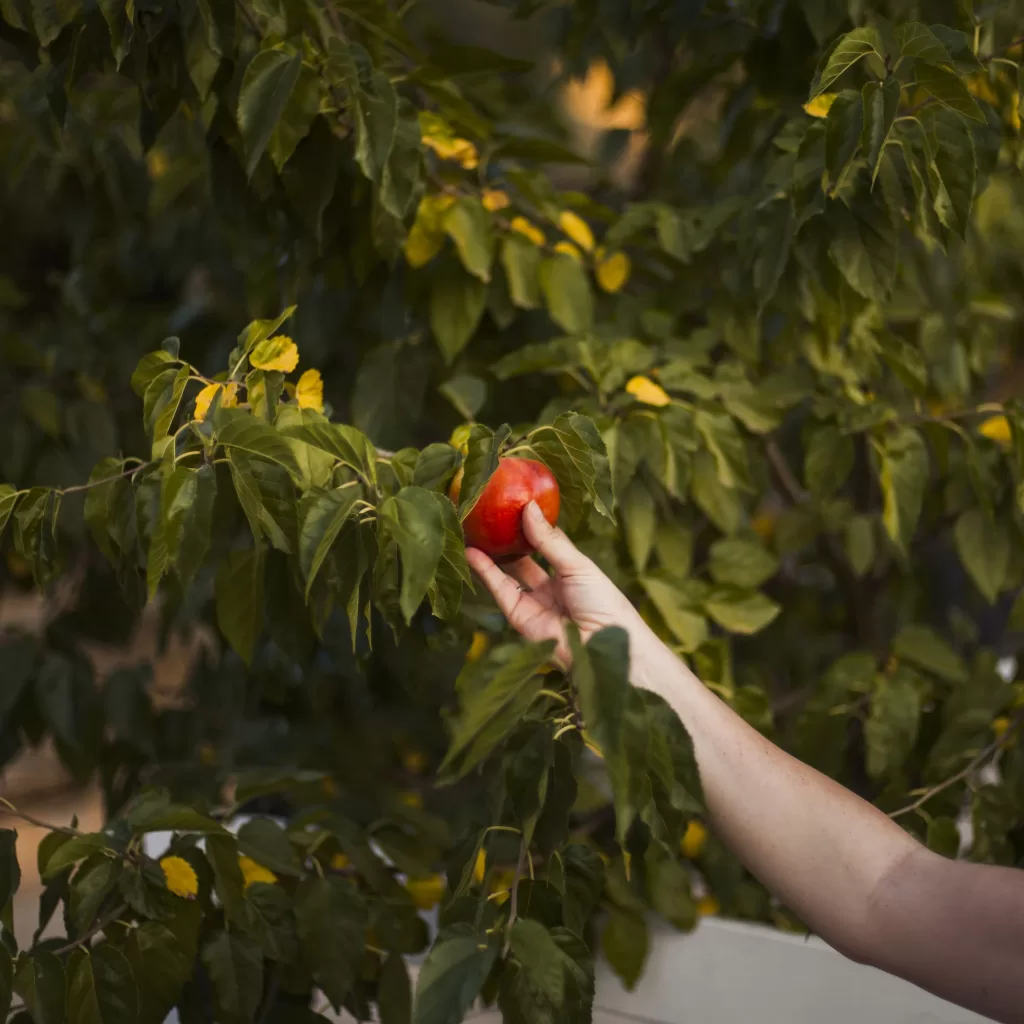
[2,0,1024,1020]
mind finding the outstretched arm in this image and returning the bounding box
[468,502,1024,1024]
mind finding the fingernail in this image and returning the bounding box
[524,501,541,521]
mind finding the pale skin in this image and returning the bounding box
[466,501,1024,1024]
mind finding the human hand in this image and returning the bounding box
[465,501,653,668]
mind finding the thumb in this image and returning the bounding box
[522,501,586,574]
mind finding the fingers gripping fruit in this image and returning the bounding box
[449,457,560,561]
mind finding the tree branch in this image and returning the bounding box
[50,903,128,955]
[888,711,1024,821]
[0,797,84,836]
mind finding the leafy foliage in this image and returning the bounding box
[2,0,1024,1020]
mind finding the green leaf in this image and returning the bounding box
[622,479,655,572]
[892,625,968,684]
[123,922,193,1024]
[921,105,978,238]
[954,507,1009,604]
[215,547,266,665]
[501,236,543,309]
[238,46,303,176]
[704,587,780,635]
[378,487,446,624]
[828,199,899,302]
[811,27,884,97]
[695,408,750,492]
[444,198,495,283]
[927,817,960,859]
[708,536,778,589]
[205,835,247,927]
[67,946,137,1024]
[690,450,744,534]
[14,952,65,1024]
[457,424,510,520]
[236,307,297,357]
[539,254,593,334]
[163,464,216,589]
[861,76,900,182]
[438,377,487,423]
[601,908,647,991]
[413,933,496,1024]
[216,408,300,480]
[0,831,20,914]
[70,856,121,934]
[896,22,952,64]
[646,855,697,932]
[202,931,263,1021]
[845,515,876,578]
[131,351,175,398]
[0,486,20,539]
[865,670,922,780]
[916,62,984,122]
[298,486,361,598]
[237,818,301,877]
[295,877,367,1010]
[379,952,412,1024]
[440,641,556,780]
[640,576,708,652]
[267,61,320,172]
[41,834,112,880]
[805,423,854,499]
[145,366,189,439]
[528,412,614,526]
[280,411,378,485]
[508,918,575,1006]
[430,262,487,363]
[125,793,225,835]
[877,427,929,552]
[825,90,863,191]
[245,883,298,962]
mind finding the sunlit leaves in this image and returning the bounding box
[876,427,929,553]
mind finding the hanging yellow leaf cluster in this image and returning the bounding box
[295,368,324,413]
[558,209,595,252]
[596,249,631,292]
[979,414,1012,447]
[510,215,546,247]
[423,134,479,169]
[239,855,278,888]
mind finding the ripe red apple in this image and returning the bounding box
[449,457,560,561]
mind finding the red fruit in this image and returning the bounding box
[450,457,560,561]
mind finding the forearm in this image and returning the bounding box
[630,632,919,959]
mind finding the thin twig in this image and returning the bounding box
[888,711,1024,820]
[502,842,527,956]
[51,903,128,955]
[57,461,152,497]
[0,798,84,836]
[764,440,806,505]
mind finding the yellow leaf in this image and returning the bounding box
[488,869,516,906]
[993,716,1011,740]
[482,188,511,212]
[449,423,472,454]
[238,856,278,888]
[625,375,671,407]
[330,853,349,871]
[399,790,423,810]
[160,856,198,899]
[558,210,595,252]
[979,414,1012,447]
[680,820,707,860]
[406,874,446,911]
[193,382,238,422]
[147,148,169,179]
[466,631,489,662]
[553,241,583,262]
[250,336,299,373]
[296,369,324,412]
[473,849,486,884]
[596,250,631,292]
[510,216,546,247]
[424,135,478,169]
[697,895,721,917]
[803,93,838,118]
[404,194,457,268]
